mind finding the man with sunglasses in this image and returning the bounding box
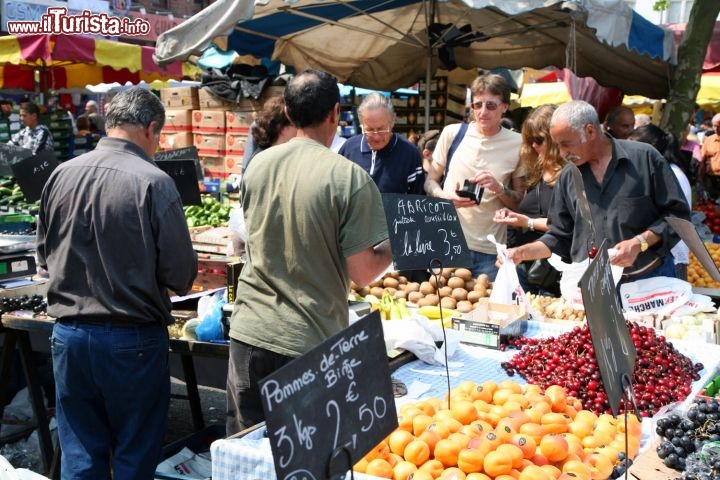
[339,92,425,194]
[425,73,524,280]
[506,100,689,282]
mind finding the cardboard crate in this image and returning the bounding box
[191,257,232,292]
[194,134,226,157]
[197,88,260,111]
[159,131,194,150]
[225,133,246,155]
[163,110,193,132]
[224,155,243,175]
[451,298,527,349]
[192,110,226,133]
[225,111,254,134]
[160,87,199,110]
[200,156,227,178]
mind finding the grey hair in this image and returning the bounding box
[105,88,165,134]
[357,92,395,125]
[551,100,600,143]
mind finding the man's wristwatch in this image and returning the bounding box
[634,234,649,252]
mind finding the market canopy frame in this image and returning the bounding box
[155,0,676,100]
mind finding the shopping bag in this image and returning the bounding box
[195,290,227,342]
[619,276,693,316]
[488,235,534,318]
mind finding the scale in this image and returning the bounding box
[0,234,38,287]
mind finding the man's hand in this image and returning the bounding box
[610,238,642,267]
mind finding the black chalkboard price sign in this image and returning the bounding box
[0,144,32,177]
[10,150,60,202]
[381,193,472,271]
[260,310,397,480]
[155,159,201,206]
[579,240,637,416]
[154,146,203,180]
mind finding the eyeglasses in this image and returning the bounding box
[471,100,501,111]
[531,136,545,146]
[362,127,392,136]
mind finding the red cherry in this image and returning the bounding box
[588,246,599,258]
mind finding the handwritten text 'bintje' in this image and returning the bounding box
[260,330,369,412]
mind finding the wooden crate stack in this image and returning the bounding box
[393,76,467,139]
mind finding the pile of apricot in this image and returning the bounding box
[355,380,642,480]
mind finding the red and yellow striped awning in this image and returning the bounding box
[0,34,197,91]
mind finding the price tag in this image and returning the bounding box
[260,311,397,480]
[155,159,202,206]
[579,240,636,415]
[10,150,60,202]
[381,193,472,271]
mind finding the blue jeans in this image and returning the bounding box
[51,320,170,480]
[470,251,499,281]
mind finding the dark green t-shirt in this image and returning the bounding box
[230,137,388,356]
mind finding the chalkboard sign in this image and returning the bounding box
[10,150,59,202]
[260,311,397,480]
[381,193,472,271]
[0,144,32,177]
[154,146,203,180]
[579,240,637,416]
[155,159,202,206]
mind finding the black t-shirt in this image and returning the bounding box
[507,179,554,248]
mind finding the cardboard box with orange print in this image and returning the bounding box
[225,111,254,134]
[225,133,246,155]
[192,110,226,134]
[194,134,226,157]
[159,131,193,150]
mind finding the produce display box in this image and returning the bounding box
[191,110,226,133]
[451,298,527,349]
[163,110,193,132]
[225,111,254,134]
[159,132,193,150]
[224,155,243,175]
[191,256,232,292]
[193,134,226,158]
[161,87,200,110]
[225,133,246,155]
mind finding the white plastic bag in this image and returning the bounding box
[619,276,693,316]
[488,235,534,318]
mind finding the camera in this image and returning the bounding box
[455,179,483,205]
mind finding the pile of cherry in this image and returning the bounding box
[500,323,704,417]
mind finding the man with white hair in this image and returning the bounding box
[83,99,105,133]
[507,100,689,283]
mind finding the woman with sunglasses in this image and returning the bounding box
[424,73,524,281]
[494,104,566,296]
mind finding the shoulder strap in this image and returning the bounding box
[441,122,468,187]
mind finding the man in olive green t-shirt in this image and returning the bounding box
[226,70,393,434]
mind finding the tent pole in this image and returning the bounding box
[425,60,431,131]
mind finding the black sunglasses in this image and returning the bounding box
[471,100,500,111]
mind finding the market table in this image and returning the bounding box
[209,320,720,480]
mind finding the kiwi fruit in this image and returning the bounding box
[383,277,400,289]
[440,296,457,309]
[454,268,473,281]
[451,288,468,301]
[407,291,424,304]
[416,296,434,307]
[447,276,465,289]
[424,294,440,306]
[419,281,435,295]
[467,291,482,303]
[456,300,474,313]
[437,286,453,298]
[405,282,420,293]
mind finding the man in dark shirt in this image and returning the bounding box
[507,100,689,281]
[339,92,425,194]
[36,88,197,479]
[603,105,635,140]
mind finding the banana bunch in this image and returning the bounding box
[374,291,412,320]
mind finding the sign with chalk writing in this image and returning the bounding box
[381,193,472,270]
[579,240,636,416]
[10,150,59,202]
[260,311,397,480]
[154,146,203,180]
[155,159,201,206]
[0,144,32,177]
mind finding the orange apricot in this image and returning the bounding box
[418,459,444,479]
[496,443,524,469]
[388,429,416,456]
[510,433,537,459]
[393,460,418,480]
[408,470,434,480]
[561,459,592,480]
[418,430,442,453]
[438,467,466,480]
[366,458,394,479]
[519,422,545,444]
[465,474,492,480]
[434,438,462,467]
[539,434,570,462]
[517,465,553,480]
[494,419,518,443]
[545,385,568,412]
[457,447,485,474]
[413,414,435,436]
[482,449,513,477]
[584,452,614,480]
[451,400,479,425]
[404,439,431,467]
[540,464,562,478]
[354,457,369,473]
[448,432,472,449]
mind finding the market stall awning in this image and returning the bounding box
[666,21,720,73]
[154,0,676,99]
[0,34,198,93]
